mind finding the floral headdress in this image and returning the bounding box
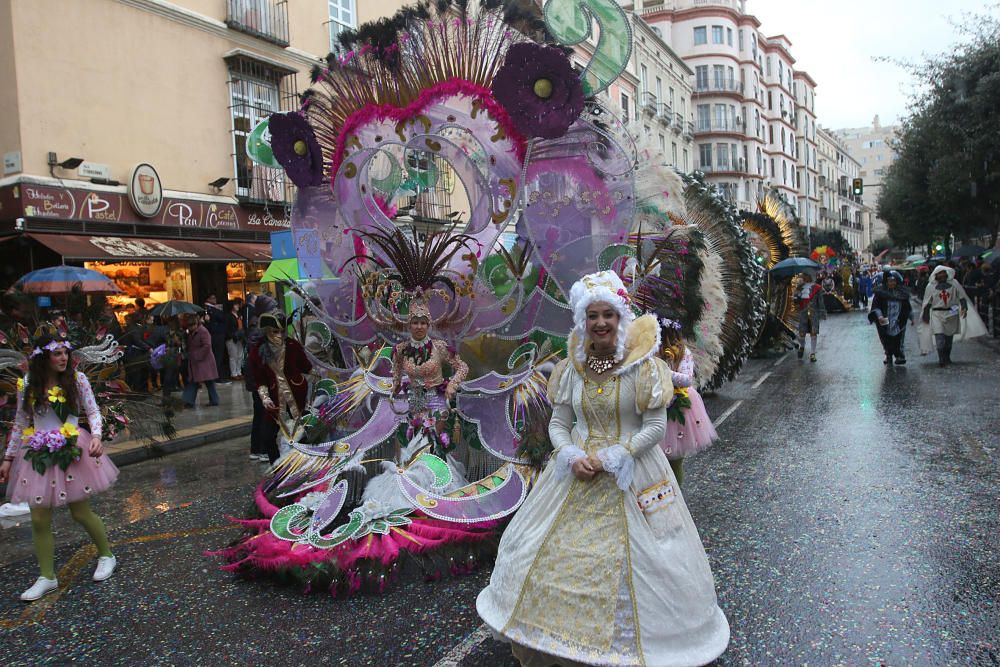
[569,271,635,365]
[30,339,73,358]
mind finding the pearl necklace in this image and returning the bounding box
[586,352,617,375]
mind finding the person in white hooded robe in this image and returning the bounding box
[920,265,988,366]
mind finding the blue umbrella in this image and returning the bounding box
[769,257,821,280]
[16,266,121,294]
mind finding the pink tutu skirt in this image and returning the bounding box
[7,429,119,508]
[662,387,718,459]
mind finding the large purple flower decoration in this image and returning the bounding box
[491,42,585,140]
[268,112,324,187]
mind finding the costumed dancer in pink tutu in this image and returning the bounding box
[0,333,119,601]
[659,318,717,486]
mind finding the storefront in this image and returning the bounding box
[0,177,290,311]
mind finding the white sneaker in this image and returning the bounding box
[20,576,58,601]
[0,502,30,517]
[93,555,117,581]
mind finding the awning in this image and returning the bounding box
[215,241,272,262]
[28,234,246,262]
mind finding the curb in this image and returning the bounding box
[108,420,252,467]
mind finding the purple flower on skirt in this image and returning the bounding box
[268,112,324,187]
[491,42,585,140]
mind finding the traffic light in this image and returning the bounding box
[852,178,863,196]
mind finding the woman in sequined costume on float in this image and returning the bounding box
[390,299,469,460]
[0,333,119,601]
[477,271,730,667]
[658,320,718,487]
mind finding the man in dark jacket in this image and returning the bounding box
[204,294,229,382]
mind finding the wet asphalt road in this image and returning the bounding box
[0,311,997,666]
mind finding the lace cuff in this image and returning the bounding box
[596,444,635,490]
[553,445,587,481]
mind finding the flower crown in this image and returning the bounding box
[30,340,73,358]
[659,317,682,331]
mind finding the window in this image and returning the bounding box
[727,66,736,88]
[714,104,727,129]
[770,158,775,177]
[659,134,666,151]
[712,26,724,44]
[328,0,356,52]
[731,144,739,169]
[766,57,772,76]
[640,64,649,94]
[227,0,290,45]
[621,93,630,120]
[699,144,713,168]
[669,87,675,109]
[716,144,730,168]
[227,56,298,204]
[695,65,709,89]
[672,142,678,166]
[655,77,662,102]
[739,30,745,51]
[713,65,725,89]
[694,26,707,45]
[697,104,711,131]
[767,91,773,110]
[726,28,734,46]
[683,148,689,171]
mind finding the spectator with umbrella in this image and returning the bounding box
[182,313,219,408]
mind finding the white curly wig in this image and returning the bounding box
[569,271,636,365]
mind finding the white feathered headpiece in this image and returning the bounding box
[569,271,636,365]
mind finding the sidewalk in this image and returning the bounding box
[104,381,254,466]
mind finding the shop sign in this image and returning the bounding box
[3,183,290,231]
[23,185,76,218]
[89,236,199,258]
[128,163,164,218]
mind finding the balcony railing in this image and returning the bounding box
[226,0,289,46]
[694,80,744,94]
[642,92,658,114]
[696,121,740,133]
[686,121,695,137]
[657,103,673,125]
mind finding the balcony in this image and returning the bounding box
[694,80,744,95]
[226,0,289,46]
[685,121,695,138]
[695,121,740,134]
[642,92,658,115]
[657,103,673,125]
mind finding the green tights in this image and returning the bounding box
[29,500,112,579]
[669,457,684,487]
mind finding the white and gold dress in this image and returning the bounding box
[477,315,729,667]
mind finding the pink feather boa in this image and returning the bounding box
[330,78,527,180]
[209,483,497,591]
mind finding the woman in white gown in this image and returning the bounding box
[477,271,729,667]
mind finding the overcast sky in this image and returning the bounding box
[748,0,993,130]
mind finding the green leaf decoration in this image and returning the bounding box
[246,119,282,169]
[270,504,311,541]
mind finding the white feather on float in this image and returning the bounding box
[632,135,687,230]
[688,248,727,389]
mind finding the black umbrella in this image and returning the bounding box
[150,300,204,318]
[952,244,986,258]
[769,257,821,280]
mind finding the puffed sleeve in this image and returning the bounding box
[76,371,103,438]
[546,359,573,406]
[5,378,30,459]
[635,357,672,414]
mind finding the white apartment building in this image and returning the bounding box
[632,0,813,215]
[816,127,866,254]
[835,115,898,245]
[794,71,820,232]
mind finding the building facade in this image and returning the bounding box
[0,0,407,300]
[816,127,866,255]
[635,0,814,216]
[835,115,898,247]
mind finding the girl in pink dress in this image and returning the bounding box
[660,320,718,486]
[0,334,119,601]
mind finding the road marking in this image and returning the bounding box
[772,352,790,367]
[432,623,491,667]
[0,525,232,629]
[751,372,772,389]
[714,400,744,427]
